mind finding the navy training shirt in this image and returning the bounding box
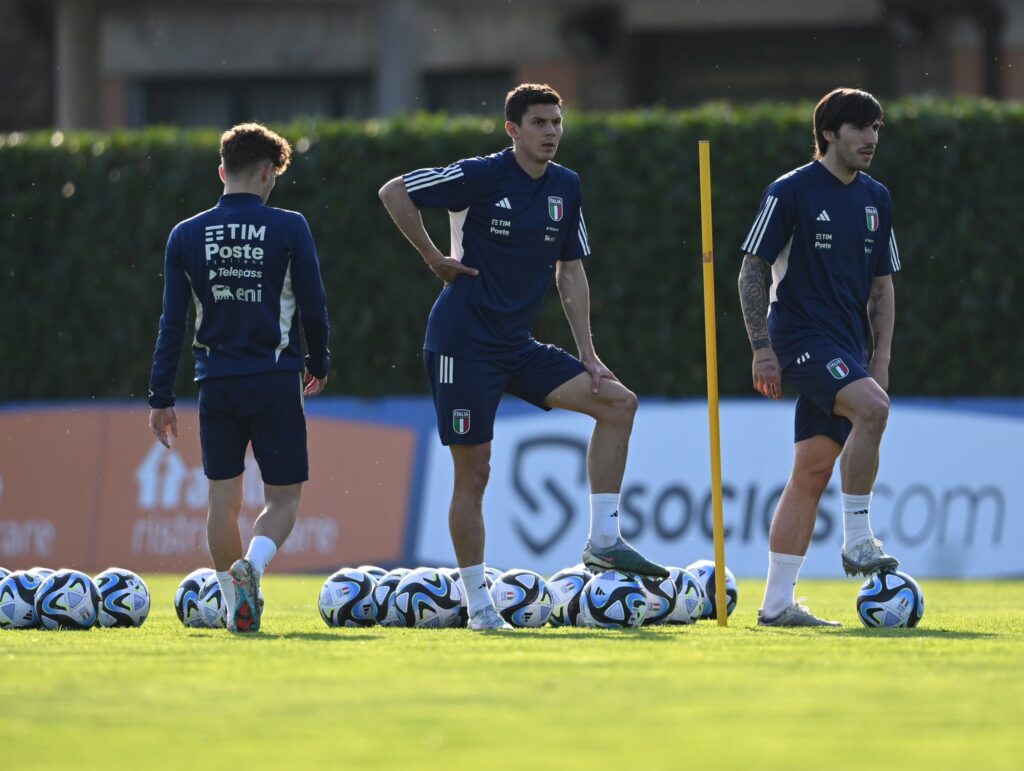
[148,193,330,408]
[403,148,590,359]
[741,161,900,367]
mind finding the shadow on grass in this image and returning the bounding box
[831,627,996,639]
[500,627,678,642]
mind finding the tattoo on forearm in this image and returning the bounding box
[738,255,772,350]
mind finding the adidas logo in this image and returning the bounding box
[795,351,811,364]
[494,197,511,209]
[816,210,831,222]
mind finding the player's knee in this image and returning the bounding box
[454,456,490,495]
[853,394,889,433]
[602,387,638,425]
[793,464,833,498]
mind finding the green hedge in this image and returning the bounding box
[1,99,1021,400]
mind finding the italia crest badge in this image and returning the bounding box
[865,206,879,232]
[548,196,564,222]
[827,358,850,380]
[453,409,471,435]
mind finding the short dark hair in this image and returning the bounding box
[504,83,562,125]
[220,123,292,176]
[813,88,884,159]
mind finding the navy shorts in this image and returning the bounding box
[424,343,585,445]
[781,338,870,446]
[198,371,308,485]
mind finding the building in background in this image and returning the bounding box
[3,0,1023,131]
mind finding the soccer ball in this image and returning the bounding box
[484,566,503,585]
[94,568,151,627]
[857,570,924,628]
[373,568,410,624]
[685,559,738,619]
[385,568,462,628]
[578,571,647,629]
[356,565,387,581]
[175,568,216,627]
[490,569,552,628]
[35,569,100,630]
[0,567,9,580]
[639,574,678,625]
[548,567,591,627]
[319,569,378,627]
[29,567,55,580]
[0,570,44,629]
[666,567,706,624]
[196,579,228,628]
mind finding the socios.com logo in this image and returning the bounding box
[510,436,588,556]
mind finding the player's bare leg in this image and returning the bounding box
[208,475,244,572]
[545,373,667,578]
[758,436,841,627]
[228,482,302,634]
[834,377,899,575]
[449,443,510,630]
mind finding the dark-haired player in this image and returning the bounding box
[738,88,901,627]
[379,83,667,630]
[148,123,330,633]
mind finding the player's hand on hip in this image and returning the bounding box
[149,407,177,448]
[752,348,782,400]
[582,357,619,394]
[425,253,478,285]
[304,371,328,397]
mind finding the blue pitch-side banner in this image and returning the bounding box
[407,398,1023,579]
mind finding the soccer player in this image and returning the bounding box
[379,83,667,631]
[738,87,901,627]
[147,123,330,633]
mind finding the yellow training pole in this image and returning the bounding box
[698,140,729,627]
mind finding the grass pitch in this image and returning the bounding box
[2,577,1022,771]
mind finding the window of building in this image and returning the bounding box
[423,70,512,115]
[135,76,373,127]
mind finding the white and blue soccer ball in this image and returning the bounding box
[857,570,924,628]
[578,571,647,629]
[195,578,229,628]
[547,567,591,627]
[385,568,462,628]
[491,569,552,628]
[94,568,151,628]
[666,567,706,624]
[0,570,44,629]
[356,565,387,581]
[685,559,738,620]
[639,573,678,625]
[35,569,100,630]
[373,568,410,624]
[175,568,216,627]
[28,567,55,580]
[319,568,378,628]
[0,567,9,581]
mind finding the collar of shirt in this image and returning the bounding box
[217,193,264,207]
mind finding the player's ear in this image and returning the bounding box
[822,129,837,146]
[505,120,519,141]
[218,164,227,183]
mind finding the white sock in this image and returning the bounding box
[245,535,278,577]
[762,552,804,617]
[216,571,237,620]
[458,564,494,615]
[588,493,621,548]
[842,492,874,550]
